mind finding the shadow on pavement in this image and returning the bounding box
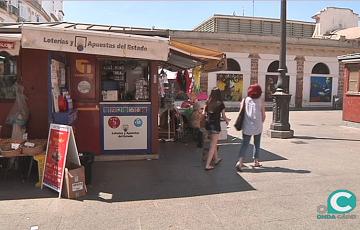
[0,134,288,202]
[294,135,360,142]
[0,170,58,200]
[81,135,287,202]
[240,166,311,174]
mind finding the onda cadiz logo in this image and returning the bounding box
[317,190,357,219]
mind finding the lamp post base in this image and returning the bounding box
[267,129,294,139]
[269,92,294,139]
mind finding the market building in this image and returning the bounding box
[171,7,360,109]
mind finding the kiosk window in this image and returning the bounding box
[101,60,150,101]
[0,52,17,99]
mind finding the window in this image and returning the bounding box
[0,52,17,99]
[226,58,240,71]
[267,60,288,73]
[312,63,330,74]
[348,70,360,92]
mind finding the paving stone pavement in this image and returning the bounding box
[0,110,359,230]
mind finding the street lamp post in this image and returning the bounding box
[269,0,294,138]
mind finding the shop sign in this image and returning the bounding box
[21,26,169,61]
[0,34,21,55]
[42,124,80,197]
[0,41,15,49]
[101,103,151,152]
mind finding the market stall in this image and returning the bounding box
[0,22,226,161]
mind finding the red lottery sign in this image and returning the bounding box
[108,116,120,129]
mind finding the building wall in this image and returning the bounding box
[0,0,57,22]
[258,54,297,107]
[20,48,49,138]
[19,1,49,22]
[316,8,359,35]
[302,56,339,107]
[207,53,250,97]
[42,0,64,21]
[0,3,17,22]
[170,30,360,108]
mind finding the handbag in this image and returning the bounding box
[234,99,245,131]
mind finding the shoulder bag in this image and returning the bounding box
[234,99,245,131]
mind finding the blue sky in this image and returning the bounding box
[63,1,360,30]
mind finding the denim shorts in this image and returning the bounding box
[206,121,221,134]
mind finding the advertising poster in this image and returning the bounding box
[265,75,290,102]
[310,76,332,102]
[216,73,243,101]
[42,124,71,193]
[101,103,151,153]
[104,115,147,150]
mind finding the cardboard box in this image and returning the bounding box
[62,165,87,199]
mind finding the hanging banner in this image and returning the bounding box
[21,26,169,61]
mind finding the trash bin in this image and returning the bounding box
[79,152,95,185]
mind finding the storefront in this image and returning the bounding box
[0,23,225,159]
[338,54,360,126]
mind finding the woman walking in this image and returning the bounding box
[204,87,230,170]
[236,84,266,172]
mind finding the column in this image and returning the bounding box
[338,61,345,97]
[294,56,305,108]
[248,53,260,84]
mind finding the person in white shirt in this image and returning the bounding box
[235,84,266,172]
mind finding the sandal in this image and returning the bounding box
[205,166,215,171]
[251,163,263,168]
[235,165,243,172]
[214,158,222,165]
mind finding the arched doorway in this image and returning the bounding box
[216,58,243,101]
[265,60,289,102]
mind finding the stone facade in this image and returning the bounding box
[170,30,360,108]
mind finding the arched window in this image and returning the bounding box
[267,60,288,73]
[226,58,241,71]
[265,60,289,102]
[311,63,330,74]
[0,51,18,99]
